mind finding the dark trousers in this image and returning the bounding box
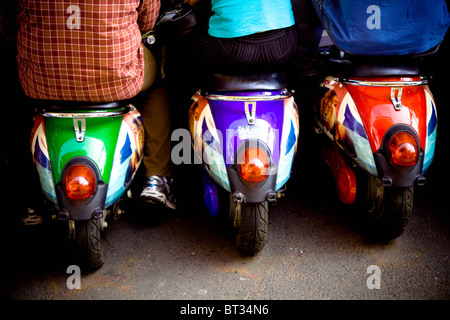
[290,0,323,78]
[191,25,299,77]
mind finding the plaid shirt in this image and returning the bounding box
[17,0,160,102]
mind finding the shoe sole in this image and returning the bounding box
[21,215,43,226]
[141,193,177,210]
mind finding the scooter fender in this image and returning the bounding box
[31,106,144,220]
[189,90,299,203]
[30,114,57,204]
[106,108,144,207]
[315,76,437,187]
[189,91,231,192]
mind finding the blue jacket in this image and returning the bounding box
[312,0,450,55]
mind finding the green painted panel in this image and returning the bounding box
[44,115,122,185]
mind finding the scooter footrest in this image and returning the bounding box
[21,214,43,226]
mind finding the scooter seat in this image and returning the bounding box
[31,99,127,112]
[348,58,421,77]
[329,55,422,77]
[206,71,289,92]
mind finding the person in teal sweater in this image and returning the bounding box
[185,0,298,74]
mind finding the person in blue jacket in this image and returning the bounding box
[310,0,450,56]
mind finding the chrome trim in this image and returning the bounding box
[336,77,430,87]
[40,105,134,118]
[205,91,292,101]
[73,118,86,142]
[390,87,403,111]
[244,101,256,125]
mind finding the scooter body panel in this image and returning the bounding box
[30,114,57,203]
[31,105,144,217]
[189,89,299,205]
[344,78,428,153]
[44,116,122,187]
[316,76,378,176]
[106,108,144,207]
[315,75,437,188]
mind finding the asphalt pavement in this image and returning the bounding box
[2,142,449,302]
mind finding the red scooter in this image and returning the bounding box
[313,45,438,241]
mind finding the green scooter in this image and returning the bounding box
[30,101,144,270]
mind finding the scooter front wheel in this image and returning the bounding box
[74,218,105,271]
[235,201,268,255]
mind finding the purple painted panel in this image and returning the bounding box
[207,93,285,167]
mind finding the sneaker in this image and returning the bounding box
[140,175,177,210]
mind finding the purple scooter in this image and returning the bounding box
[188,71,299,255]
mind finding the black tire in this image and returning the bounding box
[360,175,413,242]
[74,219,104,271]
[235,201,269,255]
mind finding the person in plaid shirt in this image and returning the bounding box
[16,0,177,210]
